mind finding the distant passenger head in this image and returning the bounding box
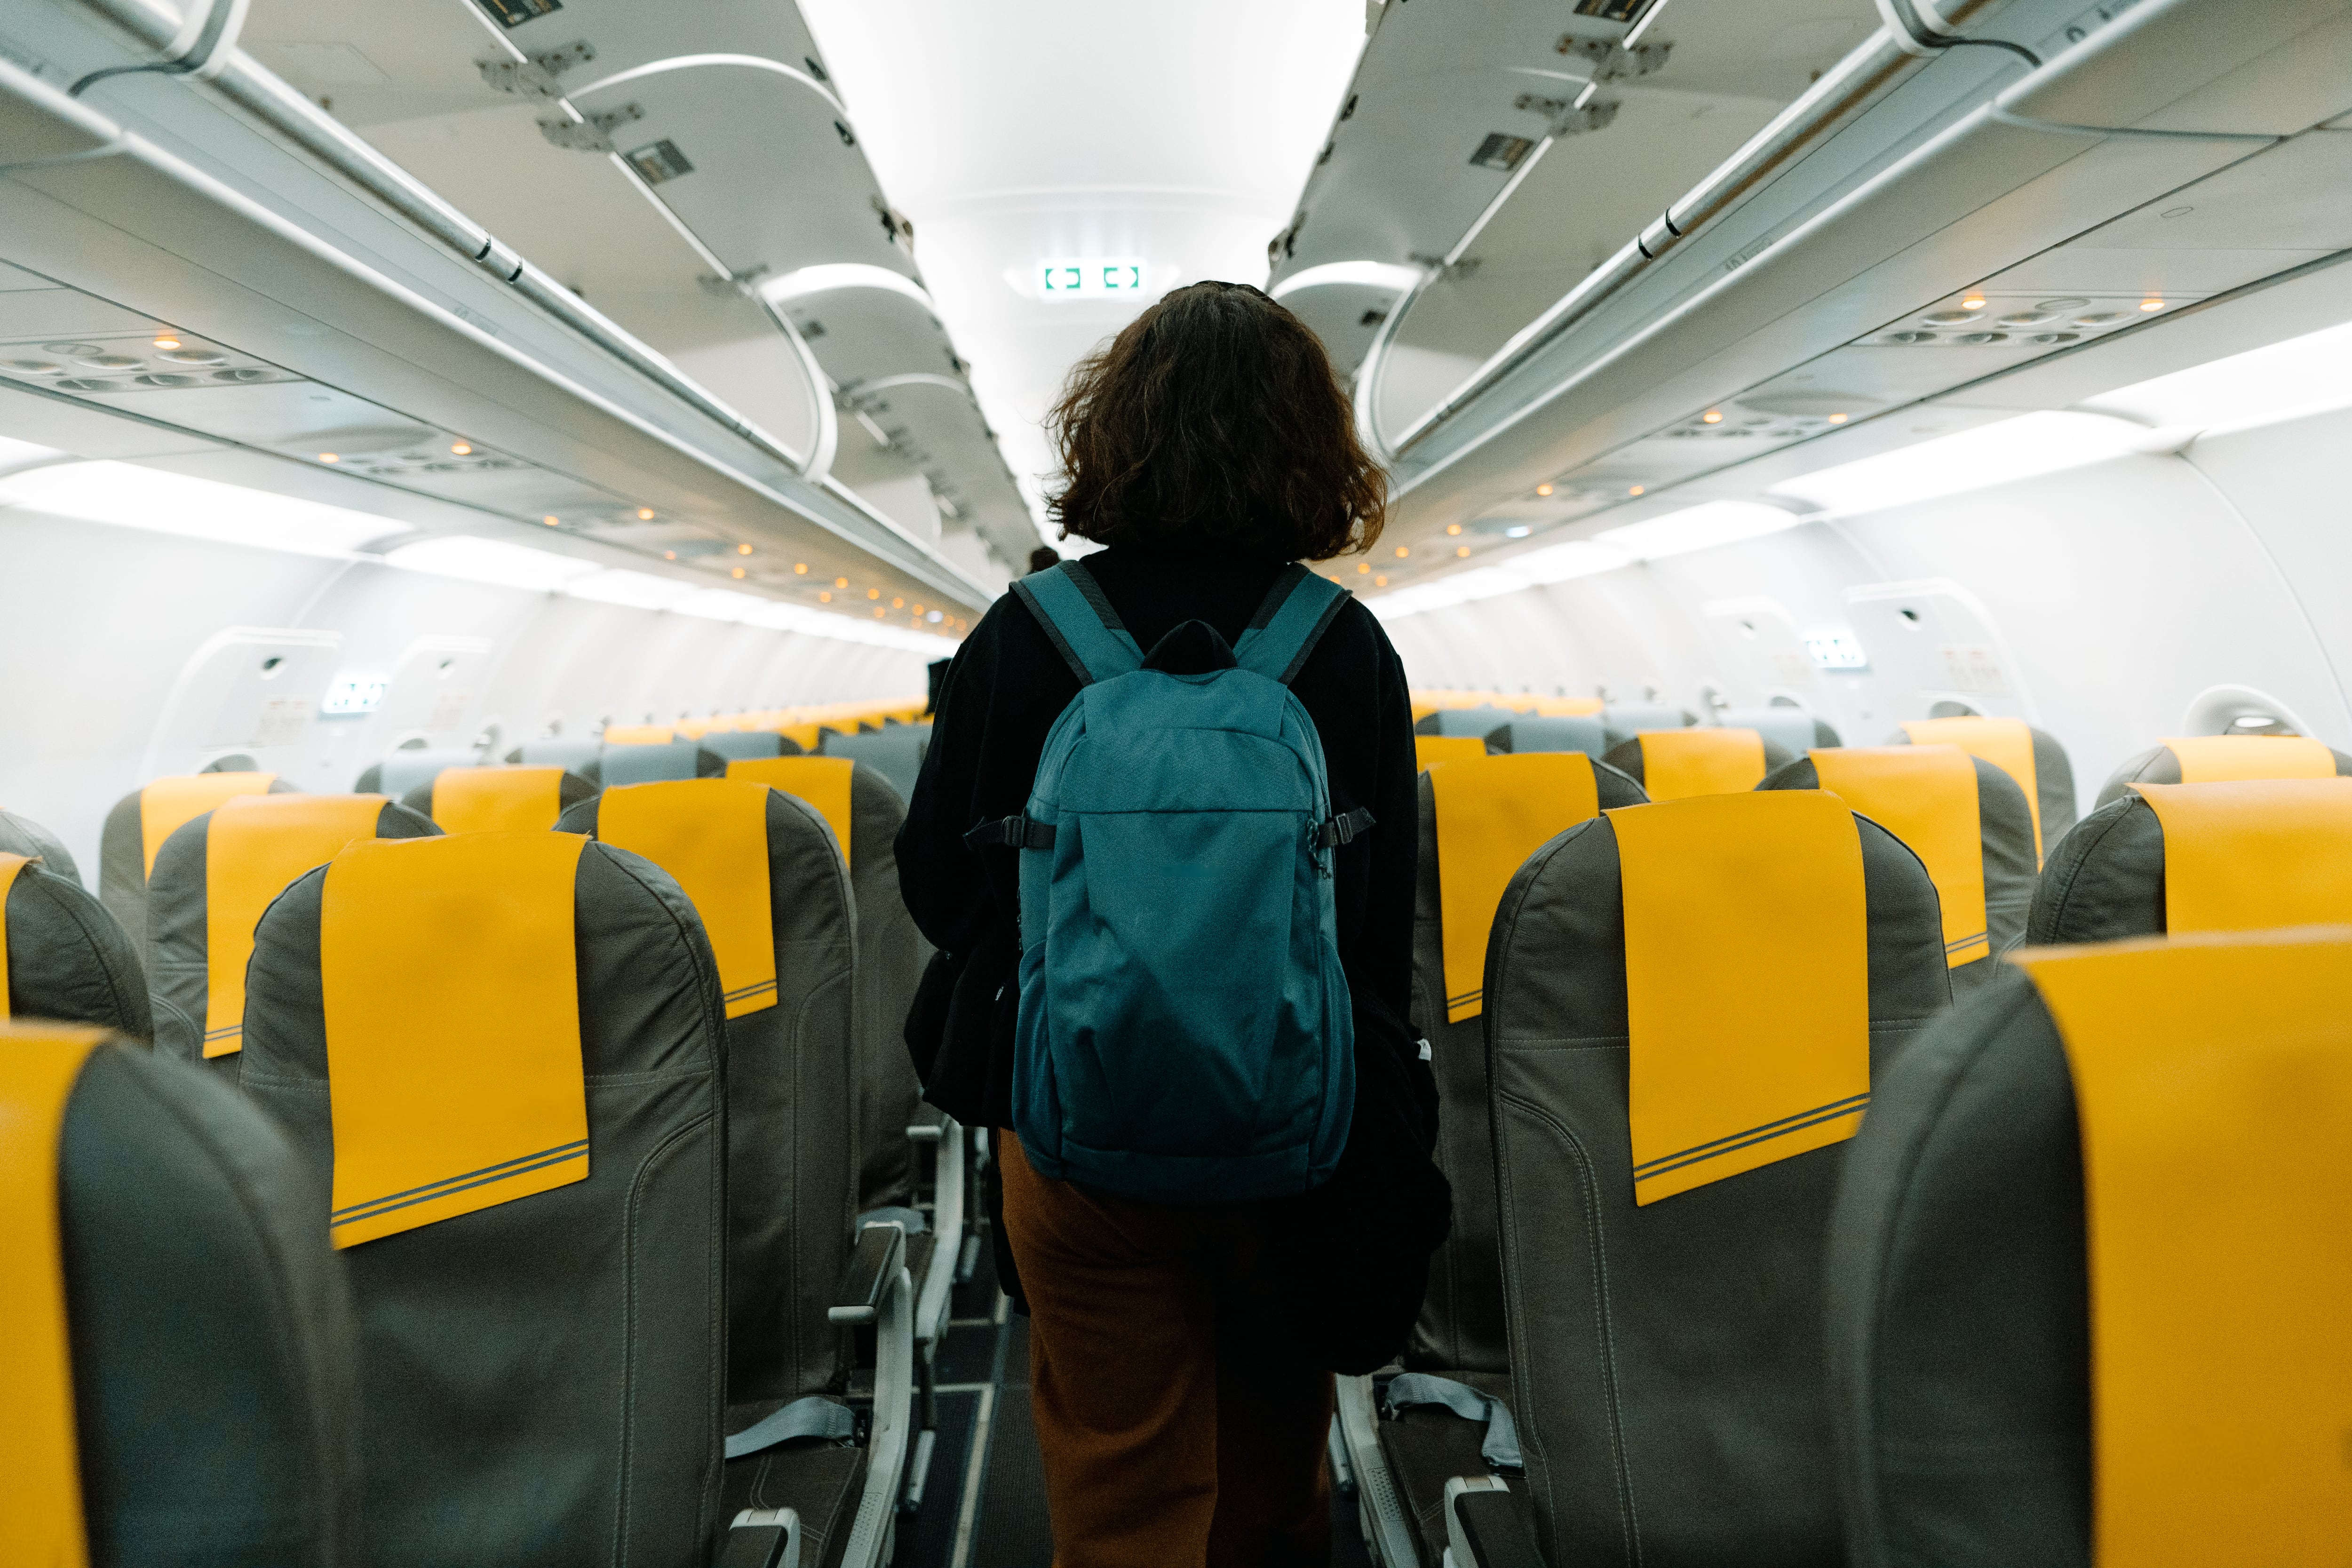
[1047,280,1387,562]
[1028,545,1061,574]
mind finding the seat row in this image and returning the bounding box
[1339,725,2352,1566]
[0,733,960,1566]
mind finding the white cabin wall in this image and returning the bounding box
[1386,423,2352,796]
[0,509,931,878]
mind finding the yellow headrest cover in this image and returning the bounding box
[203,795,389,1059]
[430,766,566,836]
[1533,696,1605,717]
[1635,728,1766,801]
[1900,718,2040,860]
[1812,746,1987,968]
[724,756,855,867]
[2130,778,2352,934]
[0,1023,105,1568]
[140,773,276,877]
[1433,753,1602,1024]
[2015,929,2352,1564]
[1414,735,1487,773]
[0,852,31,1024]
[601,724,676,746]
[598,780,778,1020]
[778,723,825,751]
[2161,734,2334,784]
[320,833,589,1248]
[1608,791,1869,1204]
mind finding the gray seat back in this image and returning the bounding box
[1486,807,1949,1565]
[2094,739,2352,810]
[1416,705,1517,740]
[1599,704,1695,745]
[145,800,440,1078]
[1716,707,1840,754]
[588,742,729,787]
[1761,754,2038,987]
[509,738,604,771]
[840,764,932,1211]
[0,805,82,887]
[241,842,726,1568]
[559,785,858,1403]
[1496,716,1607,758]
[699,731,797,761]
[1407,759,1647,1374]
[99,772,298,959]
[819,727,929,804]
[4,845,151,1040]
[355,748,483,797]
[1826,969,2091,1568]
[33,1037,358,1568]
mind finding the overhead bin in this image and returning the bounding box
[1343,0,2352,589]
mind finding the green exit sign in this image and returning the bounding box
[1040,258,1146,299]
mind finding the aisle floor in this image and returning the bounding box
[893,1241,1375,1568]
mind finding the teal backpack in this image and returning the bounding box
[968,560,1372,1203]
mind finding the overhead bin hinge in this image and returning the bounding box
[873,199,916,255]
[1555,35,1672,81]
[537,101,644,154]
[1514,94,1623,138]
[476,40,595,101]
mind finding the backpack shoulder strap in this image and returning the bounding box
[1233,565,1351,686]
[1009,560,1143,685]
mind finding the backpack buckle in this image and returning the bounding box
[965,815,1058,852]
[1313,808,1376,850]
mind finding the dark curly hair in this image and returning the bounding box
[1045,281,1387,562]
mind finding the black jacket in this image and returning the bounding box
[897,545,1449,1369]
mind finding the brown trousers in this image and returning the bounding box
[999,1135,1335,1568]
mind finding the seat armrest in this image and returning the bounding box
[1446,1476,1544,1568]
[717,1507,800,1568]
[905,1122,944,1145]
[830,1222,907,1326]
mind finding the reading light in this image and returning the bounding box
[736,542,753,554]
[2140,297,2167,312]
[1961,296,1987,310]
[542,515,559,526]
[1628,485,1645,496]
[1394,546,1409,558]
[1456,545,1471,557]
[1535,484,1553,496]
[637,507,655,519]
[1446,524,1462,535]
[1701,410,1724,424]
[317,452,339,463]
[451,442,472,455]
[1357,563,1369,574]
[1828,413,1849,424]
[835,577,849,588]
[867,588,881,599]
[152,335,181,350]
[819,591,832,602]
[731,566,746,579]
[664,550,677,560]
[1374,575,1388,587]
[892,597,905,608]
[794,563,808,574]
[874,607,886,618]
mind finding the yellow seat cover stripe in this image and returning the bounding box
[2016,930,2352,1566]
[601,724,675,746]
[2131,778,2352,934]
[1414,735,1487,773]
[140,773,277,877]
[321,833,589,1249]
[1636,728,1767,801]
[598,780,778,1019]
[1611,791,1870,1204]
[0,853,31,1024]
[1812,746,1988,967]
[2161,734,2335,784]
[1433,754,1603,1023]
[1533,696,1604,717]
[203,795,389,1058]
[430,766,566,836]
[778,723,825,751]
[725,756,856,866]
[0,1024,105,1568]
[1900,717,2041,860]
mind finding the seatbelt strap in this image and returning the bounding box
[1382,1373,1523,1471]
[724,1395,858,1460]
[1010,561,1144,684]
[1233,565,1351,686]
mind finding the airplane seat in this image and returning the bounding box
[1415,734,1495,772]
[818,726,929,804]
[1,1026,356,1568]
[144,794,439,1078]
[2092,733,2352,810]
[1884,717,2077,864]
[1827,931,2352,1568]
[555,777,861,1405]
[354,748,482,797]
[702,730,802,761]
[2029,776,2352,946]
[1601,727,1796,800]
[1597,703,1695,747]
[396,764,596,834]
[1419,791,1950,1568]
[506,737,604,771]
[580,740,731,787]
[238,831,914,1568]
[99,772,300,959]
[1491,715,1606,759]
[1761,747,2037,989]
[1716,705,1841,754]
[3,849,152,1039]
[1412,704,1517,740]
[0,804,84,887]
